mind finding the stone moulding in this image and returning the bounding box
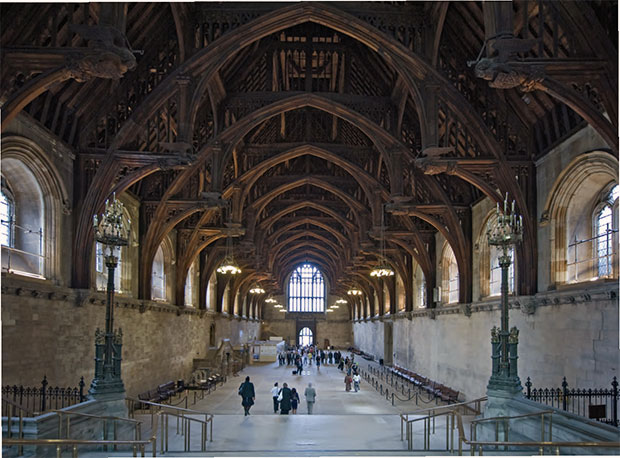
[2,276,617,323]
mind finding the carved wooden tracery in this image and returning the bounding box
[1,2,616,314]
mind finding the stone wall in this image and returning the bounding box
[354,283,619,400]
[260,295,353,347]
[1,276,259,397]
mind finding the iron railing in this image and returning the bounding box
[525,376,618,427]
[2,376,86,416]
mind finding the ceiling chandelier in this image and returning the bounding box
[335,299,347,304]
[249,284,265,294]
[273,304,283,308]
[370,204,394,277]
[330,305,340,309]
[347,289,362,296]
[326,309,334,313]
[217,209,241,275]
[265,298,277,303]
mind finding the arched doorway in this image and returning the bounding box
[299,327,313,346]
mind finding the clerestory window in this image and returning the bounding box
[1,180,15,247]
[594,184,619,278]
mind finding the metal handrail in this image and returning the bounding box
[157,410,211,453]
[2,395,34,416]
[469,409,554,450]
[404,396,488,416]
[471,409,554,424]
[2,411,160,458]
[126,397,214,416]
[399,397,488,452]
[455,411,620,455]
[51,409,142,424]
[126,397,214,446]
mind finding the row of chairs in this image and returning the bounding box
[391,364,460,403]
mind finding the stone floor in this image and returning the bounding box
[53,355,479,456]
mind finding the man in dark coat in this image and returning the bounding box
[239,376,255,415]
[279,382,292,414]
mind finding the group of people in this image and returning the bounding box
[270,381,317,414]
[339,355,361,392]
[237,376,318,416]
[278,345,347,374]
[238,348,362,416]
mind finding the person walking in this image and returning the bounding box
[344,374,352,392]
[279,383,292,414]
[304,382,317,414]
[271,382,280,413]
[291,387,300,414]
[353,372,361,392]
[239,376,255,416]
[316,354,321,371]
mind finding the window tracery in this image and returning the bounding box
[288,263,325,312]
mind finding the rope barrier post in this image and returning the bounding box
[408,421,413,451]
[451,412,455,453]
[18,410,23,456]
[166,414,169,452]
[446,414,450,450]
[160,414,164,455]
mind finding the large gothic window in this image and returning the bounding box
[288,263,325,312]
[489,246,515,296]
[594,184,619,278]
[0,165,45,279]
[1,180,15,247]
[441,243,459,304]
[151,245,166,301]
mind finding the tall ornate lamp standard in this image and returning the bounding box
[486,193,523,396]
[89,194,130,399]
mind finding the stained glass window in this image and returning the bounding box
[288,263,325,312]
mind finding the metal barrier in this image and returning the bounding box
[3,410,156,457]
[525,376,619,427]
[455,411,620,455]
[361,367,435,406]
[125,397,214,446]
[399,397,487,451]
[52,410,143,452]
[2,376,86,415]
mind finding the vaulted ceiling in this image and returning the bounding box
[1,2,617,311]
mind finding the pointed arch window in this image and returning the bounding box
[441,243,459,304]
[288,263,325,312]
[1,179,15,247]
[151,245,166,301]
[489,246,515,296]
[594,184,619,278]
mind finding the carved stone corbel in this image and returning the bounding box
[520,296,537,315]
